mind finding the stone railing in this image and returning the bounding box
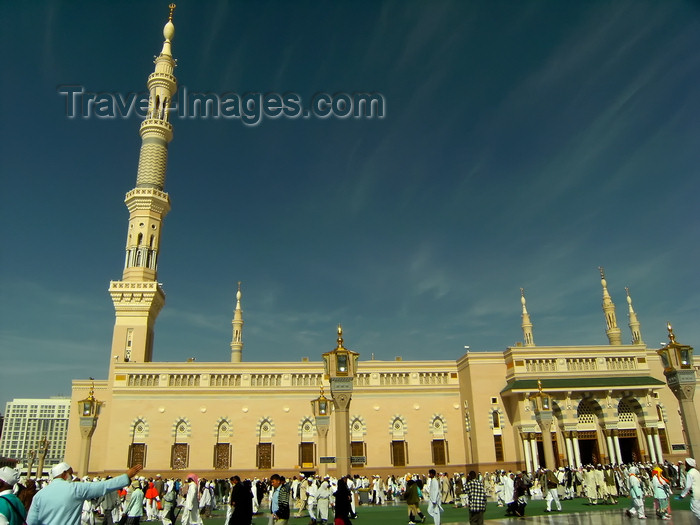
[566,358,598,371]
[380,373,409,386]
[605,357,637,370]
[168,374,200,387]
[250,374,282,387]
[127,374,159,387]
[525,359,558,372]
[419,372,449,385]
[210,374,241,387]
[118,369,457,390]
[290,374,322,387]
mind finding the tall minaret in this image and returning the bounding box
[520,288,535,347]
[599,267,622,345]
[625,287,644,345]
[108,5,178,368]
[230,282,244,362]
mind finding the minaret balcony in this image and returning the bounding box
[139,119,173,141]
[147,72,177,92]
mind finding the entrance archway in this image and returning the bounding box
[617,429,640,463]
[577,431,600,465]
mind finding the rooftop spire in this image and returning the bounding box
[161,4,176,56]
[231,282,244,362]
[599,267,622,345]
[625,286,644,345]
[336,323,345,349]
[520,288,535,347]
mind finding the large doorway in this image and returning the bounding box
[577,431,600,465]
[617,429,640,463]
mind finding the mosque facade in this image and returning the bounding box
[64,7,695,479]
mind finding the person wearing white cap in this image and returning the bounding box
[26,462,142,525]
[625,466,646,519]
[679,457,700,520]
[0,466,27,525]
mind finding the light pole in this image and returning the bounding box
[657,323,699,457]
[311,387,332,477]
[531,379,557,469]
[25,449,36,479]
[321,324,358,477]
[35,437,50,480]
[77,382,102,476]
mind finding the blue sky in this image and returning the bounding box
[1,1,699,410]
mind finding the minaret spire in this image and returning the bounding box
[520,288,535,347]
[108,6,179,369]
[231,282,244,362]
[625,286,644,345]
[599,267,622,345]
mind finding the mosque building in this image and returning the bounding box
[64,6,694,479]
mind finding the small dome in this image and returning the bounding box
[163,20,175,41]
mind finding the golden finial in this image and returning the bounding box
[168,3,176,21]
[598,266,606,279]
[336,323,344,348]
[667,322,677,344]
[537,379,543,394]
[88,378,96,401]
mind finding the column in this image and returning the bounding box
[565,433,575,468]
[522,433,533,474]
[653,430,664,464]
[605,432,614,464]
[646,430,657,464]
[530,437,540,471]
[573,432,582,468]
[613,432,622,464]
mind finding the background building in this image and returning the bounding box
[0,398,71,476]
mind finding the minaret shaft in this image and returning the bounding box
[520,288,535,347]
[109,7,177,371]
[231,282,244,362]
[599,267,622,345]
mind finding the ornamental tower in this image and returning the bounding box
[108,5,178,369]
[599,267,622,345]
[230,282,244,362]
[520,288,535,347]
[625,287,644,345]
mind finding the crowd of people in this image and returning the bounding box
[1,458,699,525]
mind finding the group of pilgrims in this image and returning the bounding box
[5,458,697,524]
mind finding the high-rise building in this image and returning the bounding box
[0,398,71,473]
[62,6,696,478]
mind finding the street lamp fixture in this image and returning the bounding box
[657,323,699,457]
[530,379,556,469]
[77,381,103,476]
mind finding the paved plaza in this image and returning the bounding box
[486,509,698,524]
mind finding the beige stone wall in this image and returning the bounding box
[65,345,696,478]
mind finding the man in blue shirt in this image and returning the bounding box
[269,474,290,524]
[26,462,142,525]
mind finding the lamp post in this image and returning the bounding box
[531,379,557,469]
[35,437,50,480]
[311,386,332,477]
[321,324,359,477]
[77,382,102,476]
[657,323,700,457]
[25,449,36,479]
